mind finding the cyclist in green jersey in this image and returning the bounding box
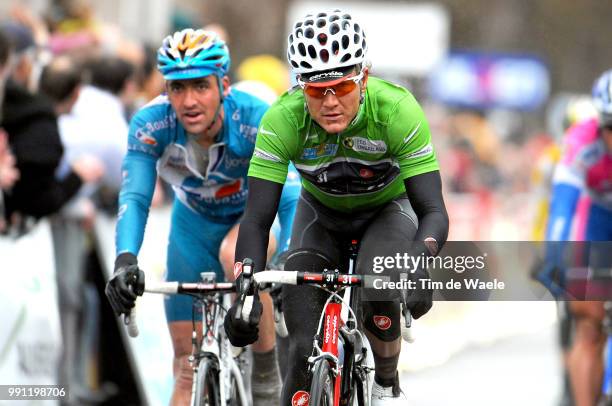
[224,9,448,405]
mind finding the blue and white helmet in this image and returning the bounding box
[592,68,612,126]
[157,29,230,80]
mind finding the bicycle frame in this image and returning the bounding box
[192,273,250,406]
[267,241,374,406]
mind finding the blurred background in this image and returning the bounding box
[0,0,610,405]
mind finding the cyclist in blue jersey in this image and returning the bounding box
[104,29,299,406]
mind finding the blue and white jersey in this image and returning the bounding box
[116,88,273,255]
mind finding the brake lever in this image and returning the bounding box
[234,258,255,319]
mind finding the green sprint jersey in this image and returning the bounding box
[249,77,439,212]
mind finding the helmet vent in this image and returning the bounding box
[317,19,326,28]
[308,45,317,59]
[317,33,327,46]
[298,43,306,57]
[330,23,340,35]
[320,49,329,63]
[332,40,339,55]
[305,28,315,39]
[341,35,350,50]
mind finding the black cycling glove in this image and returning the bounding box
[105,252,145,316]
[224,259,263,347]
[404,242,434,319]
[224,290,263,347]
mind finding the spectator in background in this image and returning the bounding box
[39,52,114,403]
[0,20,39,92]
[0,22,103,232]
[39,55,82,116]
[134,44,165,109]
[0,31,19,204]
[58,55,135,200]
[0,131,19,191]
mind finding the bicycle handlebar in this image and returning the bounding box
[254,270,363,287]
[123,279,237,338]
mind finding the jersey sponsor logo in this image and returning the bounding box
[404,144,433,160]
[214,179,242,199]
[308,70,345,82]
[346,137,387,154]
[239,123,258,142]
[301,143,338,160]
[291,391,310,406]
[342,137,354,149]
[316,171,328,183]
[359,168,374,178]
[135,128,158,146]
[145,116,175,131]
[373,315,392,330]
[224,156,251,169]
[128,143,158,157]
[254,148,281,162]
[233,262,243,279]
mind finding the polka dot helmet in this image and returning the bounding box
[287,9,367,75]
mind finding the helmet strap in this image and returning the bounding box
[359,83,366,104]
[206,75,225,135]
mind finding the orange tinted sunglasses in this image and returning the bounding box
[298,70,364,99]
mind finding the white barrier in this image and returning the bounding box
[0,221,61,406]
[94,208,174,406]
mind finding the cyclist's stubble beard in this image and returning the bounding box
[306,85,362,134]
[176,78,226,143]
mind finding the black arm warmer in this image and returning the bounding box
[403,170,449,254]
[234,176,284,273]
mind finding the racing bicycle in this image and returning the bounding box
[238,240,413,406]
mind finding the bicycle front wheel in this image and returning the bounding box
[194,357,221,406]
[309,359,335,406]
[227,364,248,406]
